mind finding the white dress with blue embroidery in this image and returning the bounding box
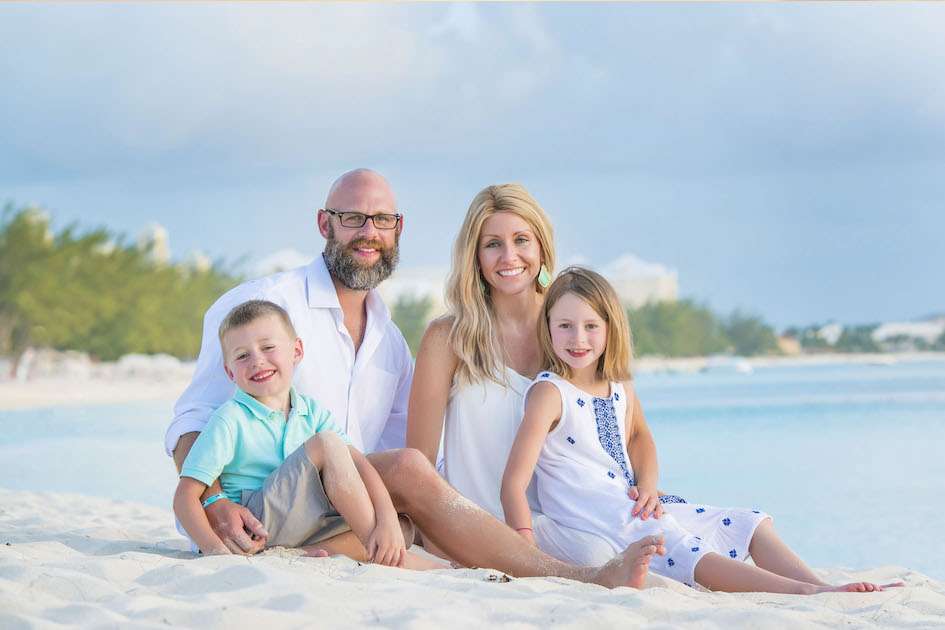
[527,372,769,588]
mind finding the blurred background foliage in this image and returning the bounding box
[1,205,240,361]
[2,203,789,362]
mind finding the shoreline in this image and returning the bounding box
[634,350,945,374]
[2,352,943,411]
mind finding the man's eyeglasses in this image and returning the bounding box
[324,209,401,230]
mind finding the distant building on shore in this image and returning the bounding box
[872,318,945,345]
[600,254,678,308]
[378,265,450,317]
[818,323,844,346]
[138,223,170,266]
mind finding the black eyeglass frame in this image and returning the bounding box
[323,209,402,229]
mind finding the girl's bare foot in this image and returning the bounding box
[591,535,666,589]
[812,580,904,594]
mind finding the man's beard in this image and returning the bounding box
[322,223,399,291]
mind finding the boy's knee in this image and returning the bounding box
[304,431,346,467]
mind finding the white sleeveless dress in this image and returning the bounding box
[442,368,540,521]
[527,372,769,588]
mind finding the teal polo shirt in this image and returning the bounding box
[180,386,351,503]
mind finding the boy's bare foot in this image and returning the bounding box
[591,534,666,589]
[303,548,329,558]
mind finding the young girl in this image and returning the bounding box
[501,266,900,594]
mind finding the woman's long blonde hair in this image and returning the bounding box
[445,184,555,387]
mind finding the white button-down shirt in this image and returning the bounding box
[165,255,413,457]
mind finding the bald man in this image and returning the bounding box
[167,169,664,588]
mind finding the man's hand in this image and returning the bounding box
[628,485,663,520]
[366,514,406,568]
[204,498,269,555]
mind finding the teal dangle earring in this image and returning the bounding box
[478,274,486,292]
[538,264,551,288]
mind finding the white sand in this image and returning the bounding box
[1,490,941,629]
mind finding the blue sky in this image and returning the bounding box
[2,2,943,329]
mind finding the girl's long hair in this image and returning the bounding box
[537,266,633,383]
[445,184,555,387]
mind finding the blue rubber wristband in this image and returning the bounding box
[201,493,227,509]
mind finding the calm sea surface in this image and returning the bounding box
[2,359,943,580]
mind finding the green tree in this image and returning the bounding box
[627,300,728,357]
[1,205,241,361]
[722,310,778,356]
[391,294,433,356]
[834,325,880,353]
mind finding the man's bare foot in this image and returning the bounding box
[591,535,666,589]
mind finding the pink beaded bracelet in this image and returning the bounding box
[515,527,533,532]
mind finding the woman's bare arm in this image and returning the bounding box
[406,317,460,465]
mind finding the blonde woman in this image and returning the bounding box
[408,184,555,520]
[407,185,667,584]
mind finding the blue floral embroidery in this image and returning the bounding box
[541,372,551,378]
[567,436,575,445]
[729,549,737,558]
[592,395,631,482]
[723,518,731,526]
[696,508,705,513]
[695,536,701,540]
[684,583,692,588]
[659,495,687,504]
[607,471,616,479]
[667,558,675,567]
[614,391,619,401]
[691,547,699,552]
[753,510,760,514]
[576,398,585,407]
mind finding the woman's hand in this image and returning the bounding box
[628,485,663,520]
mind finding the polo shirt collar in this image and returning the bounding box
[233,386,308,420]
[233,388,276,420]
[306,253,392,326]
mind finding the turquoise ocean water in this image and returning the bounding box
[1,359,943,580]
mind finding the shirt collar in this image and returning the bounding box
[306,253,392,326]
[306,255,342,309]
[233,386,308,420]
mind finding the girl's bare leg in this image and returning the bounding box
[748,518,904,590]
[748,517,828,585]
[695,553,892,594]
[367,448,665,588]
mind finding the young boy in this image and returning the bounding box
[174,300,434,569]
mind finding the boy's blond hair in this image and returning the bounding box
[537,266,633,382]
[218,300,297,350]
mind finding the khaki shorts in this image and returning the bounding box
[240,445,351,548]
